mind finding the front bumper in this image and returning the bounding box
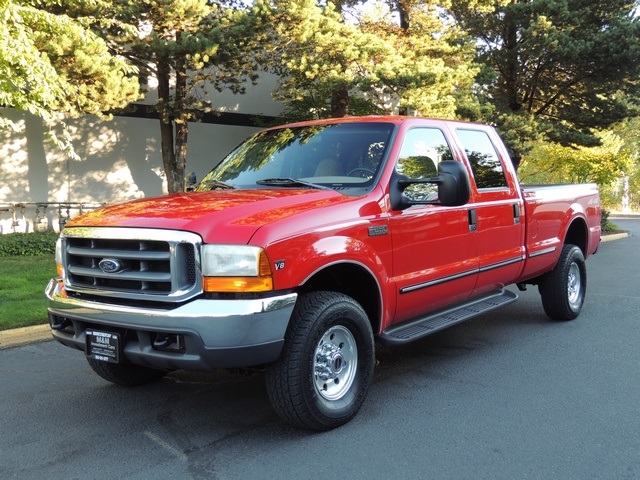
[45,278,297,371]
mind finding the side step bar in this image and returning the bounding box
[378,289,518,345]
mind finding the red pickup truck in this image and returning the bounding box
[46,116,601,430]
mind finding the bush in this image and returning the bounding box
[601,210,619,234]
[0,232,58,257]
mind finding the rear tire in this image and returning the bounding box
[87,358,168,386]
[265,291,375,431]
[539,244,586,320]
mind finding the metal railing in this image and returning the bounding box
[0,202,107,234]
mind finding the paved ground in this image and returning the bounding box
[0,219,637,479]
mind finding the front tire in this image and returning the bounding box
[265,291,375,431]
[539,244,587,320]
[87,358,168,386]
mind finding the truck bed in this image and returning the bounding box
[519,183,601,281]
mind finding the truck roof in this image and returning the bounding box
[266,115,488,130]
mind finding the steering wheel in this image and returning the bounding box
[347,167,375,178]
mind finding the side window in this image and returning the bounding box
[456,129,508,189]
[396,128,455,201]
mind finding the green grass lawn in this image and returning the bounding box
[0,256,56,330]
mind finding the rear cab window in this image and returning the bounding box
[455,129,509,191]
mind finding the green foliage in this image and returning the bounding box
[5,0,264,192]
[0,232,58,257]
[600,210,620,234]
[5,0,640,199]
[450,0,640,165]
[267,0,480,120]
[518,116,640,212]
[0,255,54,329]
[604,117,640,212]
[518,130,632,186]
[0,0,140,128]
[72,0,268,193]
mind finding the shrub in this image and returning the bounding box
[600,210,619,234]
[0,232,58,257]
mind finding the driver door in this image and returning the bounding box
[388,126,479,324]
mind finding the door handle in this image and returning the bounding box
[468,208,477,232]
[513,203,521,224]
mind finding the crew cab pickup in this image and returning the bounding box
[46,116,601,430]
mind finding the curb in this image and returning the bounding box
[0,232,631,350]
[601,232,629,242]
[0,324,52,350]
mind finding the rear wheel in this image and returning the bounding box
[87,358,168,386]
[265,291,375,431]
[539,244,587,320]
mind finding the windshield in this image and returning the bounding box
[196,122,395,194]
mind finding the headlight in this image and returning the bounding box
[201,245,273,293]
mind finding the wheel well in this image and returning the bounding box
[298,263,381,334]
[564,218,588,255]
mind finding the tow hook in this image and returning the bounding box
[152,333,185,353]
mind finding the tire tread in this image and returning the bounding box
[539,244,586,321]
[265,291,374,431]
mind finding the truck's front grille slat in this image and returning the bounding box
[68,266,172,282]
[61,227,202,303]
[67,246,171,261]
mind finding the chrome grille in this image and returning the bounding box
[61,227,202,303]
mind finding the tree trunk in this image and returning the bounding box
[503,1,521,112]
[331,85,349,117]
[395,1,410,114]
[330,1,349,118]
[173,51,188,193]
[156,56,181,193]
[396,1,410,31]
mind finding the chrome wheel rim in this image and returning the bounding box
[567,262,582,308]
[314,325,358,401]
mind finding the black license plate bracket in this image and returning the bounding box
[86,330,120,363]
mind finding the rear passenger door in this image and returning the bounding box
[453,128,525,296]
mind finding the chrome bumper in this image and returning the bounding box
[45,278,297,370]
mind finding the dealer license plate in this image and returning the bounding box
[86,330,120,363]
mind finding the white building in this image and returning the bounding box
[0,74,284,234]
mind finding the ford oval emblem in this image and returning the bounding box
[98,258,122,274]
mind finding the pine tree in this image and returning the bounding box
[450,0,640,167]
[94,0,266,193]
[40,0,266,193]
[0,0,140,129]
[267,0,479,121]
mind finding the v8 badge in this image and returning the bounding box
[274,260,286,270]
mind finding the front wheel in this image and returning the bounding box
[539,244,587,320]
[265,291,375,431]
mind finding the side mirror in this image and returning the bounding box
[390,160,471,210]
[436,161,471,207]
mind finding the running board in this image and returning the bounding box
[378,289,518,345]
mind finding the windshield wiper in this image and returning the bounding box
[197,179,236,191]
[256,178,331,190]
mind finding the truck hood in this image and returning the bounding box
[67,189,352,244]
